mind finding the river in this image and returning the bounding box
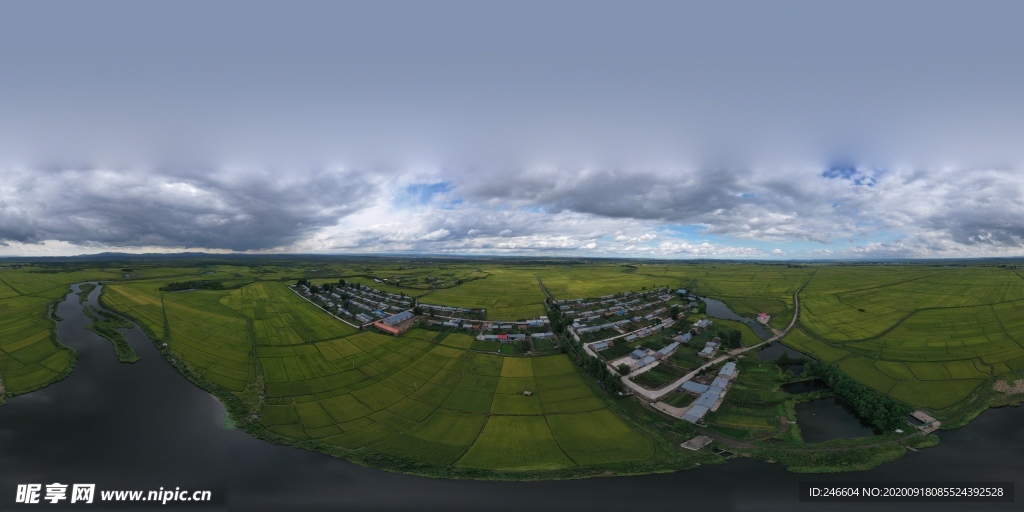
[0,284,1021,511]
[700,297,773,339]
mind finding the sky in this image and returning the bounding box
[1,1,1023,259]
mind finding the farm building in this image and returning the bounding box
[374,310,416,335]
[635,355,657,369]
[680,381,710,394]
[656,341,681,360]
[682,405,710,423]
[693,390,721,409]
[709,376,731,392]
[674,332,693,343]
[718,362,737,379]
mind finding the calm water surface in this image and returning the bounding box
[783,379,827,395]
[1,285,1022,511]
[795,397,879,442]
[701,298,772,339]
[758,343,807,361]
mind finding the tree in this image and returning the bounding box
[413,306,423,315]
[670,304,680,320]
[338,279,346,287]
[617,364,631,375]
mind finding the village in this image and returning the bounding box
[289,280,751,427]
[288,281,553,345]
[282,279,751,442]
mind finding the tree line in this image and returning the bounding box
[808,360,911,431]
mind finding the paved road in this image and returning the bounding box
[619,281,808,401]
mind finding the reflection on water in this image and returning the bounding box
[758,342,806,361]
[700,298,772,339]
[796,397,878,442]
[0,284,1022,511]
[782,378,826,394]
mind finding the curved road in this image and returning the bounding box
[616,279,809,401]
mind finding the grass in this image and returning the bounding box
[83,306,140,363]
[632,363,686,389]
[456,416,575,470]
[424,268,547,321]
[1,268,123,395]
[14,259,1024,478]
[101,276,660,475]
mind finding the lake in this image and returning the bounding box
[1,284,1023,511]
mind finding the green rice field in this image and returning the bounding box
[789,266,1024,410]
[103,279,655,472]
[8,259,1024,475]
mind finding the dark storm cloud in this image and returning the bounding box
[0,168,377,251]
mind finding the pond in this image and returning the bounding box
[757,342,806,361]
[700,297,773,339]
[782,378,826,394]
[2,284,1024,511]
[795,397,879,443]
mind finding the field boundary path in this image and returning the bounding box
[534,275,553,302]
[619,275,812,401]
[286,285,363,329]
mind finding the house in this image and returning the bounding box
[682,405,710,424]
[693,391,720,409]
[374,310,416,335]
[591,341,611,351]
[635,355,657,369]
[680,381,710,394]
[710,376,731,392]
[694,319,713,330]
[531,332,553,339]
[698,345,716,358]
[655,341,680,360]
[630,349,647,359]
[674,332,693,344]
[718,362,737,379]
[497,334,509,342]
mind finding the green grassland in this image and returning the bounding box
[0,268,124,395]
[103,278,661,476]
[423,269,547,320]
[11,258,1024,477]
[788,265,1024,415]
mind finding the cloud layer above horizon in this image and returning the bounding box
[1,1,1023,259]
